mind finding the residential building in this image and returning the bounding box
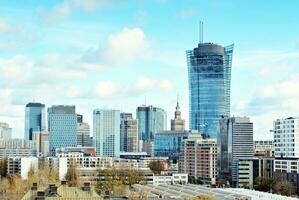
[180,137,217,185]
[171,101,185,131]
[120,113,138,152]
[0,139,36,157]
[136,105,167,145]
[0,122,12,139]
[32,130,49,157]
[7,157,38,179]
[93,109,120,157]
[48,105,77,155]
[187,40,233,138]
[154,130,189,162]
[254,140,274,157]
[77,122,90,147]
[273,117,299,158]
[25,102,46,140]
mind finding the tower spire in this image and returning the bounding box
[199,21,204,43]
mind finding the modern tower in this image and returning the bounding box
[186,28,233,138]
[93,109,120,157]
[77,122,90,147]
[171,101,185,131]
[120,113,138,152]
[25,102,46,140]
[136,105,167,143]
[48,105,77,155]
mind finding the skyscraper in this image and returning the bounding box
[48,105,77,155]
[218,116,253,185]
[120,113,138,152]
[0,122,12,139]
[25,102,46,140]
[136,105,167,142]
[171,101,185,131]
[187,41,233,138]
[93,109,120,157]
[77,122,90,147]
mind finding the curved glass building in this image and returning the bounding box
[187,43,233,138]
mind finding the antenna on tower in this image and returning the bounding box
[199,21,204,43]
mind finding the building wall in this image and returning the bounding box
[120,113,138,152]
[93,109,120,157]
[7,157,38,179]
[48,105,77,155]
[32,130,49,157]
[77,122,90,147]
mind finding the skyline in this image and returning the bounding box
[1,0,299,140]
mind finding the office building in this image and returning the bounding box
[218,116,253,185]
[273,117,299,158]
[137,105,167,151]
[0,122,12,139]
[25,102,46,140]
[77,114,83,123]
[187,40,233,138]
[93,109,120,157]
[154,130,189,162]
[0,139,36,157]
[120,113,138,152]
[77,122,90,147]
[180,136,217,185]
[32,130,50,157]
[254,140,274,157]
[48,105,77,155]
[171,101,185,131]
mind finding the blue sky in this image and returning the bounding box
[0,0,299,140]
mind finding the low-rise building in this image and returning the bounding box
[7,157,38,179]
[153,173,188,186]
[0,139,36,157]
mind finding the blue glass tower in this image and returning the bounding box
[25,102,46,140]
[48,105,77,155]
[187,43,233,138]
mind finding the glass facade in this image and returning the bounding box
[48,105,77,155]
[136,105,167,141]
[93,109,120,157]
[25,103,46,140]
[154,130,189,161]
[187,43,233,138]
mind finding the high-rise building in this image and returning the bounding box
[273,117,299,158]
[0,122,12,139]
[180,136,217,185]
[136,105,167,144]
[77,122,90,147]
[187,41,233,138]
[171,102,185,131]
[48,105,77,155]
[218,116,253,185]
[25,102,46,140]
[120,113,138,152]
[32,130,49,157]
[77,114,83,123]
[93,109,120,157]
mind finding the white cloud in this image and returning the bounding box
[82,27,150,67]
[94,76,173,99]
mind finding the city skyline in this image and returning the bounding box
[1,1,299,140]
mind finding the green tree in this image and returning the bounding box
[148,160,164,175]
[273,180,295,196]
[254,176,276,192]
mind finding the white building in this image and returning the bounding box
[0,139,36,157]
[0,122,12,139]
[32,130,49,157]
[274,117,299,158]
[7,157,38,179]
[153,173,188,186]
[93,109,120,157]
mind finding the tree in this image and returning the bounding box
[254,176,276,192]
[65,159,80,187]
[0,158,7,178]
[149,160,164,175]
[273,180,295,196]
[27,164,38,189]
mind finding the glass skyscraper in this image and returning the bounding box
[48,105,77,155]
[93,109,120,157]
[25,102,46,140]
[136,105,167,141]
[187,43,233,138]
